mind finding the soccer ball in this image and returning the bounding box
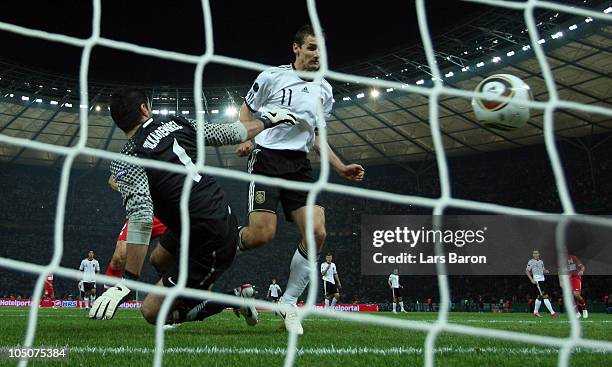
[237,284,256,298]
[471,74,533,131]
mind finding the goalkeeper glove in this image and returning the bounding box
[259,109,298,129]
[89,282,131,320]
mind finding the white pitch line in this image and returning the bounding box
[462,320,612,324]
[3,345,607,356]
[1,310,611,324]
[0,314,144,319]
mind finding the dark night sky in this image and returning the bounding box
[0,1,487,85]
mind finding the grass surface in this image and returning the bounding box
[0,308,610,366]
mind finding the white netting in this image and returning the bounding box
[0,0,611,366]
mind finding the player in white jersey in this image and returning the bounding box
[321,254,341,309]
[525,250,559,318]
[79,250,100,309]
[388,269,406,313]
[235,25,365,335]
[267,278,282,303]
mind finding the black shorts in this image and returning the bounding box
[159,205,238,292]
[247,145,322,222]
[391,287,402,300]
[324,281,338,296]
[82,282,96,292]
[270,296,279,302]
[535,281,548,297]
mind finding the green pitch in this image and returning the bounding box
[0,308,610,366]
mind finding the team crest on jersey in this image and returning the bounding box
[252,82,259,92]
[255,190,266,204]
[302,86,309,93]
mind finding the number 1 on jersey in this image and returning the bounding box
[172,138,202,183]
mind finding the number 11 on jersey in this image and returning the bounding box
[281,88,292,106]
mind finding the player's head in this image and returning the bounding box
[325,253,332,263]
[87,250,94,260]
[532,250,540,260]
[272,278,276,284]
[110,88,152,133]
[393,268,398,275]
[292,24,323,71]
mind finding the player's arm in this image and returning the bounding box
[388,277,392,288]
[321,263,331,277]
[314,135,364,182]
[576,258,585,276]
[313,87,364,182]
[90,162,152,320]
[525,267,535,284]
[115,163,153,279]
[186,110,296,148]
[235,104,256,156]
[334,271,341,289]
[192,68,294,148]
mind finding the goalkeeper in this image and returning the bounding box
[90,88,297,325]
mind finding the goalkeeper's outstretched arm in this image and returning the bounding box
[187,109,298,147]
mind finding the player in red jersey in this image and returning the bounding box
[103,175,172,290]
[566,254,588,318]
[40,273,56,308]
[43,273,55,300]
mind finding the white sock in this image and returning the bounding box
[84,297,89,307]
[324,299,329,308]
[392,302,397,312]
[330,298,337,307]
[281,249,311,305]
[543,298,555,314]
[399,301,405,311]
[534,298,542,313]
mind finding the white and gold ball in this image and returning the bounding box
[471,74,533,131]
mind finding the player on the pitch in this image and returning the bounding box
[79,250,100,309]
[267,278,282,303]
[388,269,406,313]
[525,250,559,318]
[90,88,297,326]
[43,273,55,302]
[321,253,341,309]
[102,174,168,292]
[565,254,588,318]
[40,273,57,309]
[235,24,365,335]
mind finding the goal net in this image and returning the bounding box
[0,0,611,366]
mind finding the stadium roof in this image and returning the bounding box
[0,2,610,171]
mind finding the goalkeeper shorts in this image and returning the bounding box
[159,207,238,291]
